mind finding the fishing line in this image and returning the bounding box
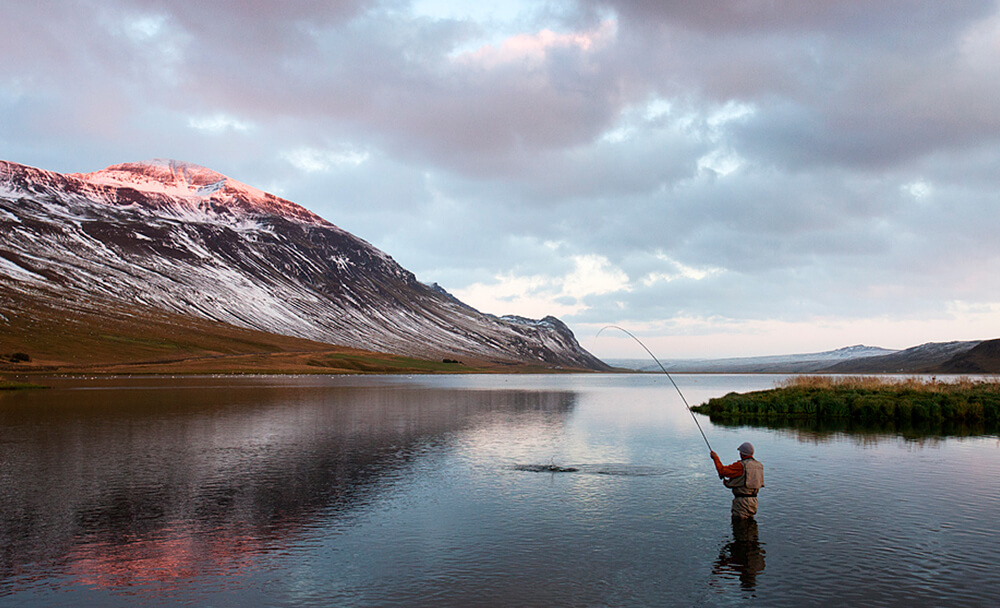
[596,325,713,452]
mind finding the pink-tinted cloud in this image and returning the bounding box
[5,0,1000,356]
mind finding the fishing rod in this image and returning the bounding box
[597,325,713,452]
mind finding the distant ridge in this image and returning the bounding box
[608,341,987,374]
[937,339,1000,374]
[609,344,897,373]
[823,341,981,373]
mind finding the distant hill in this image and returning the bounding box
[608,344,898,373]
[608,341,990,374]
[821,341,981,373]
[937,339,1000,374]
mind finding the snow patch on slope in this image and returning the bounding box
[0,255,48,283]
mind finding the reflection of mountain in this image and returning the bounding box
[0,379,577,589]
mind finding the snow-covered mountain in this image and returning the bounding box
[0,159,607,369]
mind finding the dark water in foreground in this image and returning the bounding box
[1,374,998,607]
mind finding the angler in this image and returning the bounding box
[597,326,769,519]
[711,442,764,519]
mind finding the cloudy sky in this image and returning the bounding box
[4,1,1000,359]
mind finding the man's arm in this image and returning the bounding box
[710,451,744,478]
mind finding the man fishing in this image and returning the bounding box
[711,442,764,519]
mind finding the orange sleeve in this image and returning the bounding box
[712,455,744,478]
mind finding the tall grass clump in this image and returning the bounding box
[692,375,1000,425]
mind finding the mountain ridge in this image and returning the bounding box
[821,340,982,373]
[0,159,607,370]
[607,340,992,374]
[938,339,1000,373]
[67,159,333,226]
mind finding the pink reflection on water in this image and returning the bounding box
[66,522,267,591]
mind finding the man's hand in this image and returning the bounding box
[710,451,718,460]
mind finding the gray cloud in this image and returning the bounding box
[3,0,1000,356]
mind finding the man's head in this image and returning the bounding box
[738,442,754,457]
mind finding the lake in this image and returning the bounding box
[1,374,997,607]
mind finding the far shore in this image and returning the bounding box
[0,349,606,377]
[0,380,48,390]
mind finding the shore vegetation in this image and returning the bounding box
[691,375,1000,425]
[0,378,47,390]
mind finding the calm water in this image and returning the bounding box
[1,374,998,607]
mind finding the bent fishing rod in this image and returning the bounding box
[597,325,713,453]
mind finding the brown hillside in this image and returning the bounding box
[938,338,1000,374]
[0,286,536,374]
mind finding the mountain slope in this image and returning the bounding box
[609,344,900,373]
[820,340,980,373]
[0,159,606,370]
[936,339,1000,374]
[0,283,463,374]
[607,341,993,374]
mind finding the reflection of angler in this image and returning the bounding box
[713,517,766,590]
[711,442,764,519]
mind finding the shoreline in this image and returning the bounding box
[692,375,1000,425]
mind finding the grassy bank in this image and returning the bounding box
[0,379,47,390]
[691,376,1000,424]
[1,288,591,375]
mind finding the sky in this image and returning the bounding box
[3,0,1000,360]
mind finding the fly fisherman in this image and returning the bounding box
[711,442,764,519]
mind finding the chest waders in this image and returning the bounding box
[724,457,764,518]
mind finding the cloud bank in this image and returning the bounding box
[3,0,1000,357]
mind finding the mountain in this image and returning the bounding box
[913,339,1000,374]
[608,344,899,373]
[937,338,1000,373]
[820,340,980,373]
[0,159,607,370]
[607,341,987,374]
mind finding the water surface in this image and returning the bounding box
[1,374,997,606]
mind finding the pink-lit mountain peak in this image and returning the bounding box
[75,159,232,194]
[71,159,330,226]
